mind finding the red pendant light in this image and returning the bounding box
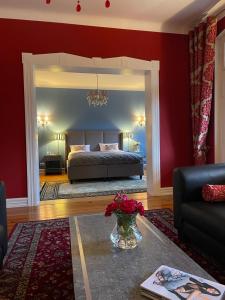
[105,0,110,8]
[76,0,81,12]
[44,1,111,12]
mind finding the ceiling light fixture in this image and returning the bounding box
[45,0,111,13]
[76,0,81,12]
[87,74,109,107]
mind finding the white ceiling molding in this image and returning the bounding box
[34,71,145,91]
[0,7,186,34]
[0,0,221,34]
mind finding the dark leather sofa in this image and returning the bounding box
[0,181,7,266]
[173,163,225,262]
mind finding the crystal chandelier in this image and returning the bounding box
[45,0,111,12]
[87,75,109,107]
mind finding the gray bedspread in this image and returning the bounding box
[68,151,143,167]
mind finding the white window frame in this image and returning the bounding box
[215,31,225,163]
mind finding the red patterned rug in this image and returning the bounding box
[144,209,225,284]
[0,218,74,300]
[1,210,224,299]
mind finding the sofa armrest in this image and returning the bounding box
[173,163,225,228]
[0,181,7,256]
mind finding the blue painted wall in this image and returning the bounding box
[37,88,146,164]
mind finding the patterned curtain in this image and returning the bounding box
[189,17,217,165]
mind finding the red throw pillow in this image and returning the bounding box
[202,184,225,202]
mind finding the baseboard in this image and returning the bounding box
[6,197,28,208]
[147,186,173,196]
[158,187,173,196]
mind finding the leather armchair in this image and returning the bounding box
[0,181,7,266]
[173,163,225,262]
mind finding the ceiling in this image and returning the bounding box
[0,0,223,34]
[34,69,145,91]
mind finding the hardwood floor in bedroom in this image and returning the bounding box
[7,174,173,233]
[7,193,172,233]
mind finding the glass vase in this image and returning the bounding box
[110,213,142,249]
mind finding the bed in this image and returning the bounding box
[65,130,144,183]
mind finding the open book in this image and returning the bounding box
[140,265,225,300]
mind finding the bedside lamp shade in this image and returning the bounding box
[123,132,133,152]
[123,132,133,139]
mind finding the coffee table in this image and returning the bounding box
[69,213,214,300]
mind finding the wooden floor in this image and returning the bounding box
[7,174,173,233]
[40,173,68,183]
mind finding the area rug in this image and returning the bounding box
[144,209,225,284]
[40,176,147,200]
[1,211,224,300]
[0,218,74,300]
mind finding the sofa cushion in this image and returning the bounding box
[181,202,225,244]
[202,184,225,202]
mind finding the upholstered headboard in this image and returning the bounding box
[65,130,122,157]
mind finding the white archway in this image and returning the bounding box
[22,53,164,206]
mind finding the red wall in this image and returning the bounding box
[0,18,192,198]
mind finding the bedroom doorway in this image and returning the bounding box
[22,53,161,206]
[36,69,147,201]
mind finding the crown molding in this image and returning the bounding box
[0,7,188,34]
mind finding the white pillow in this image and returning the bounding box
[70,144,90,152]
[99,143,119,151]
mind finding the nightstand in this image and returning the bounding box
[43,155,62,175]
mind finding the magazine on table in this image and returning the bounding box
[140,265,225,300]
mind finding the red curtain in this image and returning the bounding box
[189,17,217,165]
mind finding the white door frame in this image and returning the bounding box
[22,53,167,206]
[215,30,225,163]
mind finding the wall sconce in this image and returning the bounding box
[137,116,145,127]
[37,114,49,128]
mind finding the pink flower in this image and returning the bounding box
[121,194,128,201]
[105,193,145,216]
[137,202,145,216]
[105,202,119,216]
[114,192,128,202]
[114,192,121,201]
[119,199,137,214]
